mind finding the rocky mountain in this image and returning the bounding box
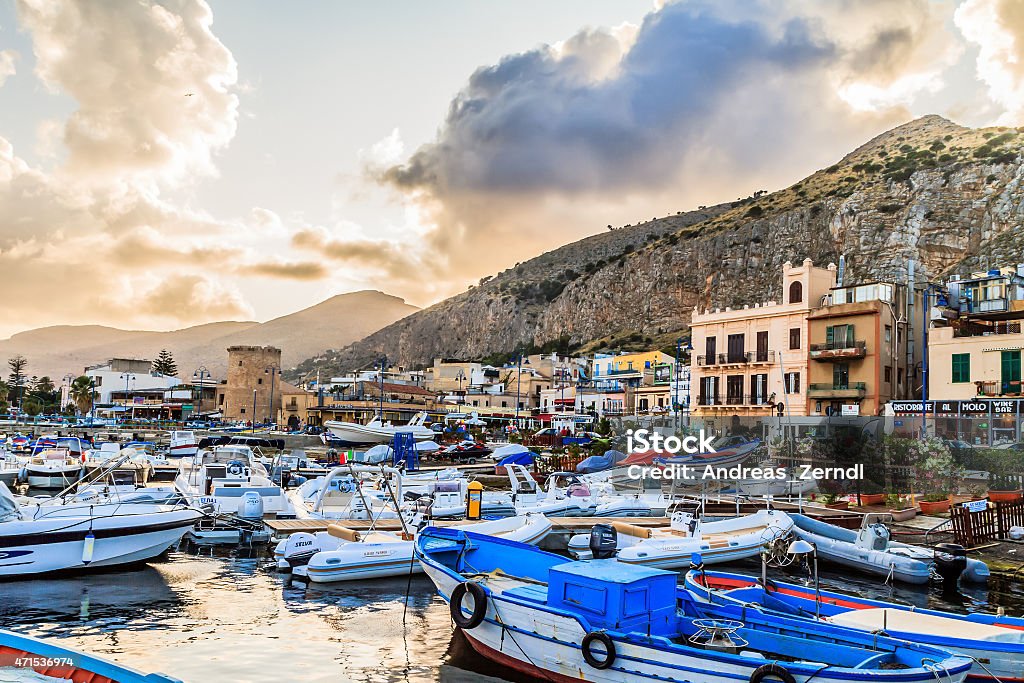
[1,290,417,381]
[298,115,1024,378]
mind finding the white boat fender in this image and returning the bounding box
[240,491,264,520]
[750,663,795,683]
[450,581,487,629]
[82,530,95,564]
[581,631,616,670]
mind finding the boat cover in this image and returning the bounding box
[0,482,22,522]
[497,451,536,467]
[576,449,627,473]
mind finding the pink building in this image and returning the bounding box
[689,259,837,417]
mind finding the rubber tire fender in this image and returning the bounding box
[449,581,487,629]
[581,631,616,670]
[750,663,796,683]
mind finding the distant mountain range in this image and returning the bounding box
[297,115,1024,377]
[0,290,417,381]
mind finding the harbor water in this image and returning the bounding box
[2,543,1024,683]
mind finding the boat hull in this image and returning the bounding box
[25,465,83,490]
[0,506,201,577]
[422,560,967,683]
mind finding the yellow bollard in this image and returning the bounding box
[466,480,483,520]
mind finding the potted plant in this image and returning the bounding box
[886,492,917,521]
[820,492,849,510]
[915,442,962,516]
[855,481,886,507]
[918,493,951,515]
[987,474,1023,502]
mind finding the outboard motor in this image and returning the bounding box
[281,532,321,569]
[589,523,618,559]
[934,543,968,586]
[239,491,264,520]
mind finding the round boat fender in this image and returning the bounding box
[581,631,616,670]
[750,663,796,683]
[449,581,487,629]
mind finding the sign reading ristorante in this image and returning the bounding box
[890,398,1023,414]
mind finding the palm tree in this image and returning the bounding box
[70,375,97,416]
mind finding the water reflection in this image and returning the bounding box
[0,545,1021,683]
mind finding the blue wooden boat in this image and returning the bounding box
[0,628,181,682]
[415,527,972,683]
[683,569,1024,681]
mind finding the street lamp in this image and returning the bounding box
[193,366,209,421]
[265,365,278,428]
[251,389,258,433]
[456,369,466,405]
[119,373,136,424]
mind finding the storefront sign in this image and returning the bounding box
[891,401,933,414]
[963,499,988,513]
[840,404,860,416]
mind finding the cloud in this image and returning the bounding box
[0,50,16,87]
[16,0,238,187]
[291,226,427,281]
[956,0,1024,123]
[376,0,953,294]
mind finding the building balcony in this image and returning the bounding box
[696,394,773,409]
[718,352,751,366]
[696,355,716,367]
[975,380,1024,397]
[750,350,775,364]
[809,340,867,362]
[954,321,1022,338]
[807,382,866,398]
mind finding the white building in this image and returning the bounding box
[84,358,180,406]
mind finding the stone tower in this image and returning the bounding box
[221,345,282,422]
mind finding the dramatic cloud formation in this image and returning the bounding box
[379,0,964,288]
[2,0,1022,339]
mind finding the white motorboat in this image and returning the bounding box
[24,449,84,490]
[286,513,552,582]
[288,464,407,521]
[168,430,198,458]
[567,508,793,568]
[324,411,435,445]
[174,445,296,518]
[0,481,201,577]
[0,451,23,487]
[84,443,154,486]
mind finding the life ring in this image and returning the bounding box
[581,631,616,669]
[750,663,796,683]
[449,581,487,629]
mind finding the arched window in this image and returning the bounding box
[789,281,803,304]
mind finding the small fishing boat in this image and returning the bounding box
[436,441,492,463]
[0,627,182,682]
[684,569,1024,682]
[288,465,405,521]
[0,481,201,577]
[324,411,434,445]
[0,452,23,487]
[284,513,551,582]
[414,528,972,683]
[791,513,989,584]
[567,509,793,568]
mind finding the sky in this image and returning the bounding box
[0,0,1021,339]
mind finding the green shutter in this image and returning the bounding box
[826,326,834,347]
[952,353,971,383]
[846,325,855,347]
[1002,351,1021,388]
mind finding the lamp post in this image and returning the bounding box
[378,356,387,421]
[264,365,278,428]
[456,370,466,406]
[251,389,257,433]
[119,373,136,425]
[514,354,523,429]
[193,366,209,422]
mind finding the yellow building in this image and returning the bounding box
[929,324,1023,400]
[689,259,836,417]
[806,282,915,416]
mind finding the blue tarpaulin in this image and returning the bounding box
[576,449,627,473]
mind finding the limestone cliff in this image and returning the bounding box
[295,115,1024,378]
